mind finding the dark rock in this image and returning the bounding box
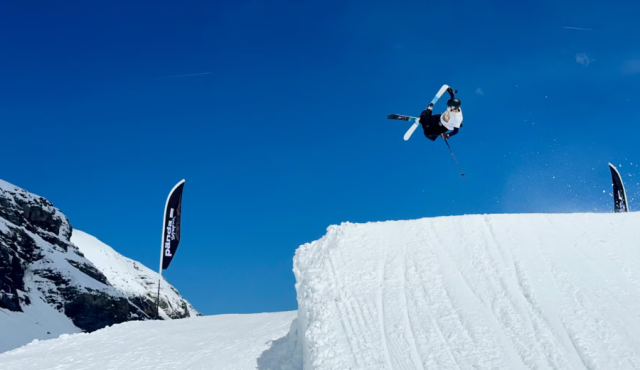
[66,260,110,286]
[63,290,132,332]
[0,227,25,312]
[127,296,156,319]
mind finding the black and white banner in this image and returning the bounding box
[161,179,185,270]
[608,163,629,213]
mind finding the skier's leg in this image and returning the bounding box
[419,109,433,122]
[422,125,440,141]
[420,110,439,140]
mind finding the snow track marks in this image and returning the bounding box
[294,213,640,370]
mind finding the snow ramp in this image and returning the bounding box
[293,213,640,370]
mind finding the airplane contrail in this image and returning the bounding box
[155,72,212,79]
[563,26,594,31]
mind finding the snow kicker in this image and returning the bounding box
[294,213,640,370]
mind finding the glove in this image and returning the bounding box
[441,133,450,139]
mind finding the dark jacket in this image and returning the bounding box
[420,110,461,141]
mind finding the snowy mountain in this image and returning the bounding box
[0,179,198,353]
[70,230,198,320]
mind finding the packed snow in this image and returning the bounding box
[3,212,640,370]
[70,230,199,319]
[0,311,299,370]
[294,212,640,369]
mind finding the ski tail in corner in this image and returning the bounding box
[403,120,420,141]
[398,84,450,141]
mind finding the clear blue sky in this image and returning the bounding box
[1,0,639,315]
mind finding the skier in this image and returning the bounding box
[419,87,463,141]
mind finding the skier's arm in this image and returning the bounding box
[444,124,463,138]
[447,87,456,99]
[447,128,459,137]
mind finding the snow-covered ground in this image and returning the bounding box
[294,212,640,369]
[0,311,299,370]
[4,212,640,370]
[70,230,199,319]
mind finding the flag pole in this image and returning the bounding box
[155,275,162,320]
[156,228,164,320]
[156,190,167,320]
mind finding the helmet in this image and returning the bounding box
[447,98,461,110]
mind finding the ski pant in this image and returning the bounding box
[420,110,447,141]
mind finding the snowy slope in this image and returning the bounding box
[294,213,640,370]
[71,230,199,320]
[0,311,299,370]
[0,281,81,355]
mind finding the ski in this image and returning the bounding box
[390,84,450,141]
[387,114,421,140]
[387,114,418,121]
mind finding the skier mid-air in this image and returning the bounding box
[419,87,463,141]
[387,84,466,177]
[387,84,463,142]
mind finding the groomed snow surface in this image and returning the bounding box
[0,311,299,370]
[294,213,640,369]
[2,212,640,369]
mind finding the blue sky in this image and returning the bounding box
[1,0,639,315]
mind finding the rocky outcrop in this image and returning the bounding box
[0,179,198,340]
[63,291,131,332]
